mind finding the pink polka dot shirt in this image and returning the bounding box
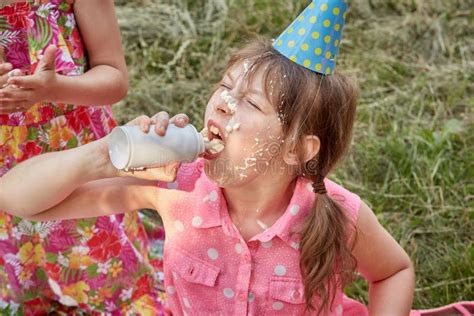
[157,159,368,315]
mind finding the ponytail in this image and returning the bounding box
[299,183,357,315]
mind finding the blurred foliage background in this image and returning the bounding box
[114,0,473,308]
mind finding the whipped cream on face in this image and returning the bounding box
[219,90,242,137]
[201,127,225,155]
[220,90,238,114]
[225,122,241,134]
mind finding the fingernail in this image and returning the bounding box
[5,63,12,70]
[156,125,165,135]
[8,70,19,77]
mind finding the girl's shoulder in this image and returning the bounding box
[293,177,361,227]
[324,178,361,224]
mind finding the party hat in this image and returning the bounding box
[273,0,349,75]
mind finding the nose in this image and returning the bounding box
[215,93,236,116]
[216,101,230,115]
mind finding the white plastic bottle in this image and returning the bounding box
[108,124,205,170]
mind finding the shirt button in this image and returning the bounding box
[291,290,302,300]
[292,290,302,300]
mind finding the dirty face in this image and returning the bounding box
[203,60,287,187]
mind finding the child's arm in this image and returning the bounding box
[3,0,128,106]
[352,201,415,315]
[0,113,186,220]
[0,136,177,221]
[0,113,187,220]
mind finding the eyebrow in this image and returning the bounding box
[246,87,265,96]
[224,73,264,96]
[223,72,271,111]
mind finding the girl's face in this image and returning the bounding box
[203,61,287,187]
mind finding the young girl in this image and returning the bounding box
[0,0,163,314]
[0,35,417,315]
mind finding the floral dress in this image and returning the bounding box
[0,1,165,314]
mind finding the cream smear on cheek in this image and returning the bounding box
[232,126,285,181]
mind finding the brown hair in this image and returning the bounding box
[226,38,358,314]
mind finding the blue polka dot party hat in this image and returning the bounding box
[273,0,349,75]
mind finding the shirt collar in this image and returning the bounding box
[190,171,224,229]
[193,172,317,248]
[248,177,315,248]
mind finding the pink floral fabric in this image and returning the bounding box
[0,1,166,314]
[158,159,367,315]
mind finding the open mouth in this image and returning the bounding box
[201,119,226,158]
[207,120,226,143]
[208,125,223,142]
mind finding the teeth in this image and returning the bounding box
[209,126,220,136]
[202,126,225,155]
[200,127,209,139]
[205,139,225,154]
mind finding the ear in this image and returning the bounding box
[283,135,320,165]
[302,135,320,163]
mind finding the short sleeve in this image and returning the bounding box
[324,179,361,227]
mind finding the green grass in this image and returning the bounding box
[114,0,473,308]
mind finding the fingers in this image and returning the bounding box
[0,84,34,113]
[0,63,13,76]
[139,116,152,133]
[0,66,23,87]
[150,111,170,136]
[0,88,32,101]
[0,87,33,102]
[125,112,189,136]
[169,113,189,128]
[163,161,181,181]
[7,74,36,89]
[126,115,152,133]
[8,69,23,77]
[0,100,32,114]
[119,161,180,182]
[37,45,57,73]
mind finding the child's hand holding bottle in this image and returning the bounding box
[0,111,189,218]
[109,111,191,181]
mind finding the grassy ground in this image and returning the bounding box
[114,0,473,309]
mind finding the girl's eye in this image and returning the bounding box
[219,83,231,90]
[247,99,261,111]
